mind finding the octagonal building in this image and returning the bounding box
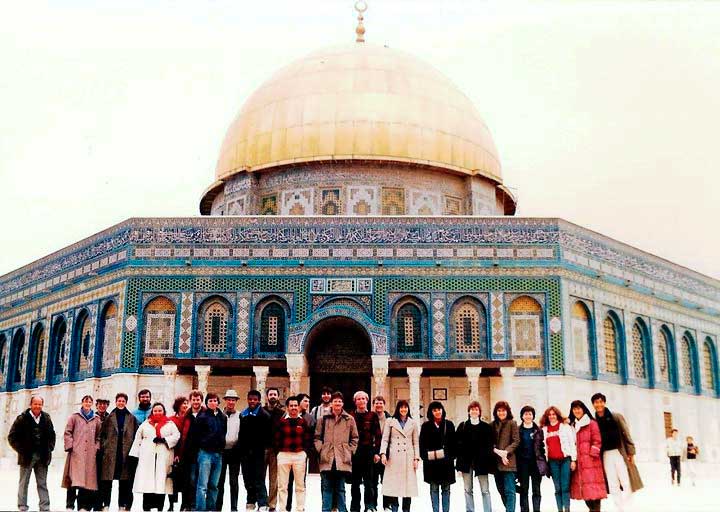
[1,39,718,464]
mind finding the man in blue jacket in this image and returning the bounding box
[195,393,228,511]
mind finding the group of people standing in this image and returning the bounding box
[8,387,645,512]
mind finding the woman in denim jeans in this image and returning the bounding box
[539,406,576,512]
[492,401,519,512]
[455,401,494,512]
[419,401,456,512]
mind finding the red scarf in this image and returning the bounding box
[149,412,170,438]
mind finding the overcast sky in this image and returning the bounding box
[1,0,718,280]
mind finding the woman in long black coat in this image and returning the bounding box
[419,401,456,512]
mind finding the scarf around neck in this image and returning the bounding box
[149,414,169,438]
[80,408,94,421]
[574,414,591,433]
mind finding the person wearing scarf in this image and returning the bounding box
[129,403,180,511]
[568,400,606,512]
[62,395,102,511]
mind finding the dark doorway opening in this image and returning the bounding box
[307,316,372,411]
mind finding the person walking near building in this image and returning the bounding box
[349,391,382,512]
[134,389,153,423]
[568,400,606,512]
[216,390,242,512]
[309,387,334,474]
[665,429,683,486]
[539,406,576,512]
[194,393,228,511]
[455,400,494,512]
[62,394,102,511]
[379,399,418,512]
[591,393,643,511]
[130,402,181,511]
[517,405,548,512]
[491,401,519,512]
[372,396,391,511]
[99,393,139,511]
[179,390,205,511]
[420,401,456,512]
[8,395,56,512]
[314,391,359,512]
[264,387,285,511]
[685,436,699,486]
[275,396,313,512]
[168,396,189,511]
[240,389,271,511]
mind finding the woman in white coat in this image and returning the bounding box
[379,400,420,512]
[129,402,181,511]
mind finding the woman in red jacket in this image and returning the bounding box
[568,400,607,512]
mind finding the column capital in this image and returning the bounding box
[407,366,423,379]
[285,354,306,372]
[162,364,178,377]
[252,365,271,379]
[195,364,212,376]
[500,366,517,379]
[371,355,390,371]
[465,367,483,379]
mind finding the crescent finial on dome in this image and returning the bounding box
[355,0,367,43]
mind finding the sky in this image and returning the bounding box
[1,0,718,279]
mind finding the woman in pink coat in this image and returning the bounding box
[569,400,607,512]
[62,395,102,511]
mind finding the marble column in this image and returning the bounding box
[500,366,517,406]
[466,366,483,400]
[252,365,270,400]
[195,365,211,396]
[162,364,178,405]
[286,354,305,394]
[407,367,423,421]
[371,355,389,398]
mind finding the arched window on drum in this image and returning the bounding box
[197,297,232,355]
[49,317,68,383]
[571,301,592,374]
[9,329,26,389]
[143,297,177,356]
[656,326,675,388]
[259,301,287,354]
[508,296,544,358]
[393,299,426,355]
[97,302,118,373]
[602,314,621,375]
[28,323,46,383]
[0,334,7,384]
[630,319,651,381]
[702,338,718,396]
[71,309,93,378]
[680,333,698,390]
[449,298,487,357]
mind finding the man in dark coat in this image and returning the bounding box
[180,389,206,511]
[8,395,56,512]
[99,393,139,511]
[592,393,643,512]
[195,393,228,511]
[239,389,272,510]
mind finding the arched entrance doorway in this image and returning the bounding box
[306,316,372,410]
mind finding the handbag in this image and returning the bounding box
[427,421,446,460]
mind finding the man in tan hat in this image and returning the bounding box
[216,390,241,511]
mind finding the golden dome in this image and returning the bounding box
[213,43,502,184]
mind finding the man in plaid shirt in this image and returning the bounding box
[350,391,383,512]
[274,396,313,512]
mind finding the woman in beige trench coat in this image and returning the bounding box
[379,400,420,512]
[62,395,102,511]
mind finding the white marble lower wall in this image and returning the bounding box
[2,374,718,465]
